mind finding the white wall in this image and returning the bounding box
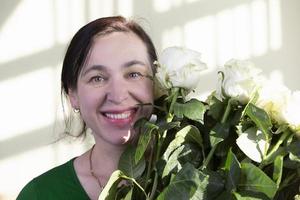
[0,0,299,199]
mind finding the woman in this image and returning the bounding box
[17,16,157,200]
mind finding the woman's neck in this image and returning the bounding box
[91,137,127,178]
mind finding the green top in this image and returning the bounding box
[16,158,91,200]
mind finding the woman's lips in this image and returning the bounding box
[101,108,137,127]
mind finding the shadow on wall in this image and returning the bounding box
[135,0,300,93]
[0,0,22,27]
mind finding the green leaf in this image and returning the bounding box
[175,145,201,166]
[274,124,289,134]
[224,149,241,191]
[213,191,232,200]
[244,103,272,138]
[239,163,278,199]
[289,152,300,163]
[158,121,181,132]
[236,127,269,163]
[177,125,203,148]
[162,143,202,178]
[157,163,199,200]
[207,95,225,121]
[118,175,148,199]
[134,119,158,164]
[287,140,300,159]
[286,139,300,163]
[173,98,206,122]
[209,122,230,146]
[163,125,202,160]
[233,191,269,200]
[98,170,124,200]
[273,155,283,186]
[162,145,185,177]
[119,146,146,179]
[183,126,203,148]
[123,188,133,200]
[191,169,224,200]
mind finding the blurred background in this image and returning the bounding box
[0,0,299,199]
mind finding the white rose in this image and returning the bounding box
[282,91,300,134]
[255,80,291,125]
[155,46,207,91]
[215,59,263,104]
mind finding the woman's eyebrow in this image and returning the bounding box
[122,60,147,68]
[81,65,106,77]
[81,60,148,77]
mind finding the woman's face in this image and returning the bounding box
[69,32,154,146]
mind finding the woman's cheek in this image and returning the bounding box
[78,89,105,112]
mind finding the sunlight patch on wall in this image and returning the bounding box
[0,0,55,63]
[269,0,282,51]
[153,0,172,13]
[88,0,114,20]
[153,0,183,13]
[233,4,251,60]
[216,9,234,65]
[160,0,282,66]
[161,26,183,50]
[0,145,55,198]
[185,0,201,3]
[0,67,55,141]
[0,141,90,199]
[251,0,268,57]
[184,16,216,69]
[54,0,86,44]
[172,0,184,7]
[117,0,133,17]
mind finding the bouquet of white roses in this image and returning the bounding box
[100,47,300,200]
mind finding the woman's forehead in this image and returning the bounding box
[91,31,147,52]
[85,32,150,66]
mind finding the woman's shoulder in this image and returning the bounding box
[16,157,89,200]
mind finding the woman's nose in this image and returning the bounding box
[106,78,129,104]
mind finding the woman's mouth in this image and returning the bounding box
[101,108,137,127]
[105,111,131,119]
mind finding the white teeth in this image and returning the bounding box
[105,112,131,119]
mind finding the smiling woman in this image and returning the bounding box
[69,31,155,147]
[16,16,157,200]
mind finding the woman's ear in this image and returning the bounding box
[68,88,79,110]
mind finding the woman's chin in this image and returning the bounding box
[107,129,137,146]
[120,129,138,144]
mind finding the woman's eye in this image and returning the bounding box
[128,72,143,79]
[90,75,105,83]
